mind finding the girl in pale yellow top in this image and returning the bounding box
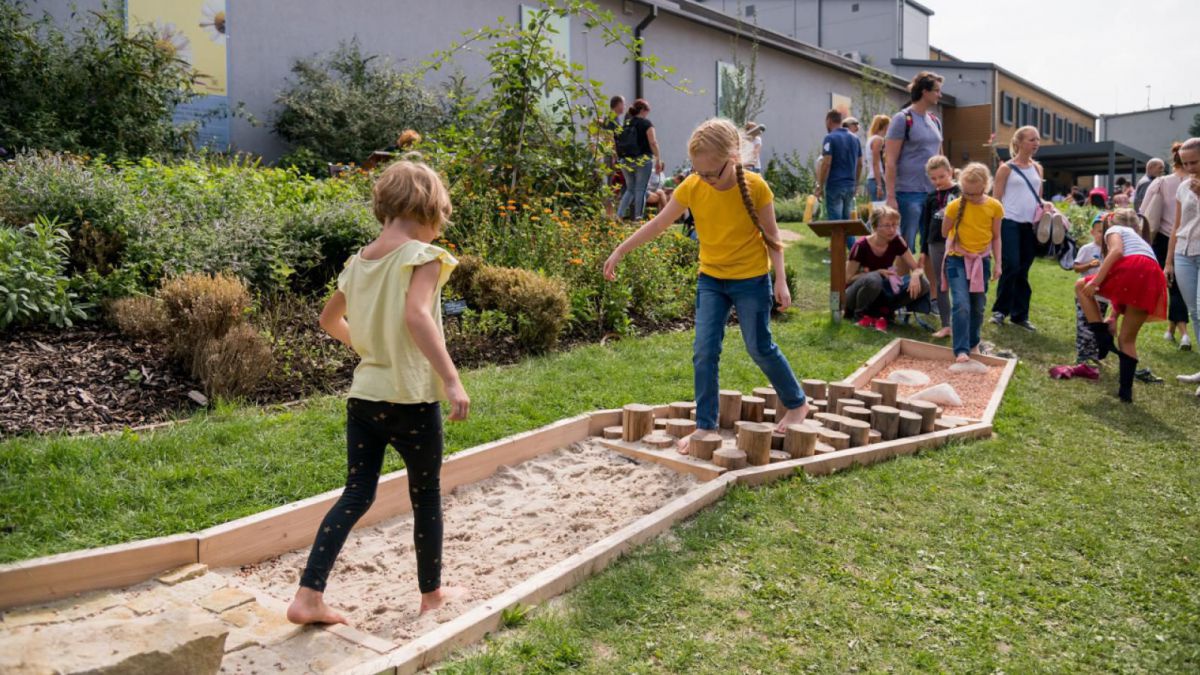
[288,157,468,626]
[604,118,810,455]
[941,162,1003,361]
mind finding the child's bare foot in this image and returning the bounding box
[419,585,467,615]
[676,430,709,454]
[287,588,348,625]
[774,402,811,433]
[955,353,970,363]
[932,327,951,338]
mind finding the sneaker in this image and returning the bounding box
[1135,368,1164,384]
[1165,330,1176,343]
[1182,334,1192,351]
[990,312,1006,326]
[874,317,889,332]
[1051,213,1068,245]
[856,315,875,328]
[1012,319,1037,332]
[1049,365,1075,380]
[1177,370,1200,383]
[896,308,911,326]
[1036,211,1053,244]
[1072,363,1101,380]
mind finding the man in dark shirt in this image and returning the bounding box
[816,109,863,223]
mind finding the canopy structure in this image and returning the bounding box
[997,141,1153,188]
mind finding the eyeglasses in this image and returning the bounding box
[696,161,729,181]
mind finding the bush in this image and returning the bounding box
[108,295,168,340]
[158,273,251,374]
[196,323,274,398]
[0,3,198,157]
[773,196,811,224]
[282,201,378,291]
[0,216,89,329]
[764,150,816,200]
[463,264,570,353]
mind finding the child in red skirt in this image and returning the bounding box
[1076,208,1169,402]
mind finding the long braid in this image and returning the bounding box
[735,162,783,251]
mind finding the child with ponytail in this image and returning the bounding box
[604,118,810,453]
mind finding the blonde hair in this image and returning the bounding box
[1101,208,1152,255]
[687,118,782,251]
[925,155,951,175]
[959,162,992,192]
[1010,126,1039,157]
[371,155,452,230]
[868,114,890,137]
[869,204,900,230]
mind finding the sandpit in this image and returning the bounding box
[877,356,1002,420]
[219,439,696,643]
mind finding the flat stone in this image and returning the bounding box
[157,562,209,586]
[221,601,304,652]
[163,572,229,604]
[1,592,125,628]
[197,586,256,614]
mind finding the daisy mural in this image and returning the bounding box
[149,21,192,65]
[199,0,227,45]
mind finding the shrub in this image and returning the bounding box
[773,196,810,224]
[158,273,251,374]
[196,323,275,398]
[764,150,816,200]
[283,201,379,291]
[108,295,168,340]
[465,265,570,353]
[0,216,89,329]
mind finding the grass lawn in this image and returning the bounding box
[2,224,1198,671]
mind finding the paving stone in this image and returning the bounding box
[162,572,229,604]
[267,628,368,673]
[157,562,209,585]
[221,601,304,652]
[1,591,125,628]
[197,586,256,614]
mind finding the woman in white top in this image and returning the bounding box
[991,126,1046,331]
[865,114,890,201]
[1143,141,1192,346]
[1165,138,1200,388]
[744,121,765,173]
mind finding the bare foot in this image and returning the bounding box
[774,402,811,433]
[419,585,467,615]
[955,353,970,363]
[932,327,951,338]
[287,588,348,625]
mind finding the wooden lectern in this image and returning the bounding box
[807,218,872,322]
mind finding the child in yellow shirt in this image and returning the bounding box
[941,162,1003,361]
[287,158,468,626]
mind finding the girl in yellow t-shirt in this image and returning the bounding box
[604,118,810,454]
[287,158,467,627]
[941,162,1003,361]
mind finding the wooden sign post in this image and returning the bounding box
[807,218,872,322]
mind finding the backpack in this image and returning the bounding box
[615,119,642,158]
[903,107,942,142]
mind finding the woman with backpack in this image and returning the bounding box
[990,125,1047,332]
[884,71,944,252]
[615,98,663,221]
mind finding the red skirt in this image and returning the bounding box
[1086,254,1168,320]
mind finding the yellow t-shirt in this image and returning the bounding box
[943,196,1004,255]
[671,170,774,279]
[337,240,458,404]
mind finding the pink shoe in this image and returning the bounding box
[874,317,888,332]
[1049,365,1075,379]
[856,315,875,328]
[1072,363,1100,380]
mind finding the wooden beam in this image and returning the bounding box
[597,438,726,482]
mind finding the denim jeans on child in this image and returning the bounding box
[944,255,992,357]
[617,157,654,220]
[693,273,805,429]
[895,191,926,253]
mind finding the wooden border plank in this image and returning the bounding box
[0,534,198,610]
[597,438,726,482]
[587,409,622,436]
[981,355,1019,424]
[341,475,737,675]
[842,338,903,387]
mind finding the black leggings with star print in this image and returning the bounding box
[300,398,445,594]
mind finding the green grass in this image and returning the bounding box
[2,225,1198,670]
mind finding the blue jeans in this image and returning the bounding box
[1174,252,1200,345]
[895,191,926,253]
[866,177,884,202]
[944,255,992,357]
[618,157,653,220]
[825,185,857,248]
[991,218,1037,322]
[693,273,805,429]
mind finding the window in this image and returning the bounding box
[1000,92,1015,126]
[1041,110,1052,138]
[1054,115,1063,142]
[1028,104,1039,129]
[1018,100,1030,126]
[1067,121,1076,143]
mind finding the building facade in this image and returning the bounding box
[1099,103,1200,162]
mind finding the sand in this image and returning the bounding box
[219,440,697,644]
[876,356,1003,420]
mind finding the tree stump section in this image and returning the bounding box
[855,390,883,409]
[688,430,722,461]
[814,412,842,431]
[622,404,655,442]
[871,378,898,407]
[602,426,623,439]
[843,406,872,423]
[868,429,882,444]
[898,411,923,438]
[828,382,857,409]
[904,400,939,433]
[737,422,774,466]
[752,387,779,412]
[784,424,818,458]
[835,398,864,416]
[654,418,669,429]
[665,419,697,438]
[770,431,785,450]
[712,448,748,470]
[668,401,696,419]
[763,408,777,423]
[814,441,837,454]
[740,396,766,423]
[769,450,791,463]
[642,432,675,448]
[818,428,850,451]
[869,405,900,441]
[810,399,828,413]
[842,419,871,447]
[801,379,827,400]
[718,390,743,429]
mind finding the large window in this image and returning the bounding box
[1029,104,1040,130]
[1041,110,1052,138]
[1018,100,1030,126]
[1055,116,1064,142]
[1001,92,1015,126]
[1066,121,1075,143]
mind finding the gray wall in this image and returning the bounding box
[1099,104,1200,160]
[891,63,993,107]
[23,0,107,28]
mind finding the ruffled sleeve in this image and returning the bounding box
[405,243,459,289]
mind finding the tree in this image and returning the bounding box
[717,24,766,125]
[854,66,895,130]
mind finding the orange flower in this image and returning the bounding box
[569,258,583,265]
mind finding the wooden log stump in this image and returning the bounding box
[814,441,837,454]
[770,430,785,450]
[718,390,743,429]
[642,432,675,448]
[668,401,697,419]
[868,429,882,444]
[712,447,748,470]
[602,426,623,440]
[855,390,883,409]
[842,419,871,447]
[843,406,872,423]
[740,396,766,423]
[690,409,696,420]
[752,387,779,412]
[810,399,828,413]
[687,430,722,461]
[665,418,697,438]
[897,411,923,438]
[654,418,669,430]
[818,428,850,451]
[784,424,818,458]
[871,378,898,407]
[869,405,901,441]
[736,422,774,466]
[769,450,791,463]
[828,382,857,409]
[763,408,777,423]
[814,412,842,431]
[905,399,939,433]
[835,398,864,416]
[801,379,827,400]
[622,404,655,442]
[934,418,957,431]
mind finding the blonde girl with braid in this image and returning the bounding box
[604,118,810,453]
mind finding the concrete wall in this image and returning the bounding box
[816,0,897,68]
[24,0,107,28]
[892,63,993,107]
[899,2,927,60]
[1099,103,1200,160]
